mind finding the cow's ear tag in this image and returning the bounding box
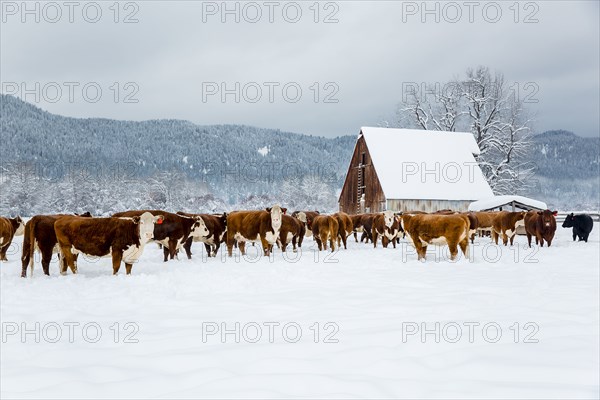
[552,211,558,216]
[157,218,163,224]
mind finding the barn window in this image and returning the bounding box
[361,152,366,166]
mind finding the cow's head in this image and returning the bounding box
[190,216,210,238]
[266,205,283,230]
[562,213,574,228]
[12,216,25,236]
[137,212,163,242]
[537,209,557,228]
[383,210,395,228]
[399,214,412,231]
[295,211,307,224]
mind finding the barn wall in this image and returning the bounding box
[338,135,386,214]
[386,199,472,213]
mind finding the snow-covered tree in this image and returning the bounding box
[397,66,534,195]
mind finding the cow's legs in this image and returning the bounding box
[448,242,459,261]
[501,233,508,246]
[315,236,323,251]
[459,238,469,260]
[260,238,270,256]
[226,232,235,257]
[341,231,347,250]
[491,230,499,245]
[353,231,358,242]
[59,246,75,275]
[329,233,336,252]
[162,246,169,262]
[418,244,427,261]
[320,231,329,251]
[508,233,515,246]
[112,251,123,275]
[41,249,52,276]
[292,235,297,252]
[203,243,212,257]
[168,239,178,260]
[238,241,246,256]
[526,233,532,248]
[0,243,9,261]
[67,255,78,274]
[183,238,193,259]
[372,229,378,248]
[125,263,133,275]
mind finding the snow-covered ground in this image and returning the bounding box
[1,226,598,399]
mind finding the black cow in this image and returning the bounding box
[562,213,593,242]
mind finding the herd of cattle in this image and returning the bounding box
[0,207,595,277]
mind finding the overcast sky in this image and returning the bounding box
[1,1,598,137]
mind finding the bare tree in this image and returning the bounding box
[397,66,534,194]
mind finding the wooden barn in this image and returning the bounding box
[338,127,494,214]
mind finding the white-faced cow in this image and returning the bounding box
[226,205,285,257]
[112,210,209,262]
[372,210,399,248]
[54,212,162,275]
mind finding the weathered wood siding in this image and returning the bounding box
[338,136,386,214]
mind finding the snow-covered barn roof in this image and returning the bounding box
[468,195,548,211]
[360,127,493,201]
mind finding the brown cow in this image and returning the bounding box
[472,211,498,238]
[357,213,376,243]
[332,212,353,249]
[226,205,285,256]
[277,213,306,252]
[372,211,399,248]
[296,211,320,237]
[524,209,557,247]
[401,213,470,261]
[113,210,209,262]
[311,215,339,252]
[54,212,163,275]
[350,214,365,242]
[491,211,527,246]
[21,213,92,278]
[178,212,227,258]
[0,216,24,261]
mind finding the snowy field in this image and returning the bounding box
[1,226,598,399]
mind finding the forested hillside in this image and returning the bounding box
[1,95,597,214]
